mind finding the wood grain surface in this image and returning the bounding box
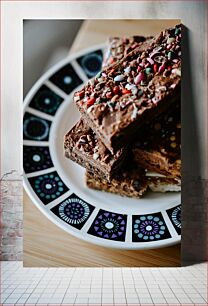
[24,19,181,267]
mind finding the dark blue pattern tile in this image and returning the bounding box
[88,210,127,241]
[49,64,83,94]
[167,205,181,235]
[28,171,68,205]
[29,85,64,116]
[23,146,53,173]
[132,213,171,242]
[23,113,51,141]
[51,193,94,230]
[77,50,103,78]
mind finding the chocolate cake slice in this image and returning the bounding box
[104,34,181,178]
[74,24,181,153]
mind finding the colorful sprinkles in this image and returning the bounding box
[75,25,181,122]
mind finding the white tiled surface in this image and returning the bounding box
[0,262,207,305]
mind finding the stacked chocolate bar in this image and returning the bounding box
[64,24,181,198]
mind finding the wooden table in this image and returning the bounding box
[24,19,181,267]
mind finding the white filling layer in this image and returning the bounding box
[145,171,166,178]
[148,182,181,193]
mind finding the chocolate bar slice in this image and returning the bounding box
[132,101,181,178]
[64,119,126,181]
[75,24,181,153]
[64,36,148,180]
[103,36,148,67]
[64,36,147,180]
[86,164,148,198]
[104,35,181,177]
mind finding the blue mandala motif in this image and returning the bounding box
[88,210,127,241]
[167,205,181,235]
[23,146,53,173]
[49,63,82,94]
[132,213,171,242]
[77,50,103,78]
[172,206,181,228]
[28,171,68,204]
[23,113,51,141]
[29,85,63,116]
[51,194,94,230]
[59,198,90,225]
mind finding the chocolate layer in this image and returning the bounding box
[75,24,181,153]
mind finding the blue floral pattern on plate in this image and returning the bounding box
[77,50,103,78]
[132,213,171,242]
[29,85,64,116]
[88,210,127,241]
[49,63,83,94]
[167,205,181,235]
[23,146,53,173]
[28,171,68,205]
[23,113,51,141]
[51,193,94,230]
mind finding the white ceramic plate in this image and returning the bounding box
[23,44,181,250]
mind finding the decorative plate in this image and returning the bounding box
[23,45,181,249]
